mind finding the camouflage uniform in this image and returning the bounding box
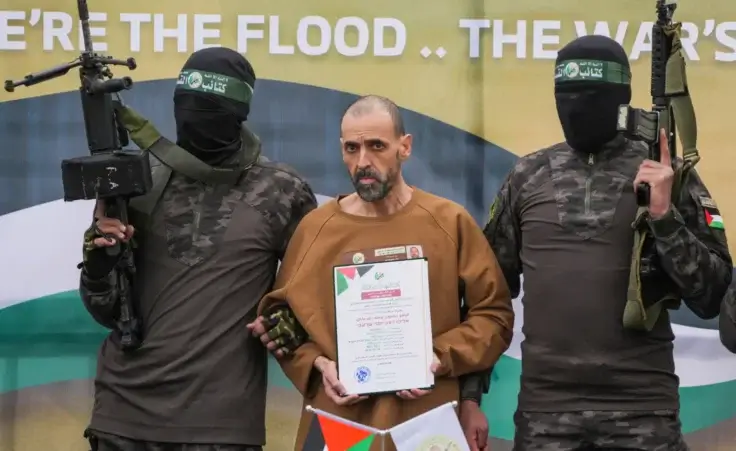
[87,430,262,451]
[79,125,318,447]
[483,136,732,451]
[719,280,736,353]
[514,410,688,450]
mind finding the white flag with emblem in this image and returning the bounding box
[389,402,470,451]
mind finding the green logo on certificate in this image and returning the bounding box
[333,259,434,396]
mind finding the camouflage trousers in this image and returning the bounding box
[86,430,263,451]
[513,410,689,451]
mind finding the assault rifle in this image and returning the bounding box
[616,0,679,206]
[4,0,152,350]
[618,0,702,331]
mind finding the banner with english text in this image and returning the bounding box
[0,0,734,449]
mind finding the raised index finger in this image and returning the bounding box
[658,128,671,167]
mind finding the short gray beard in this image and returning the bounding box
[354,178,392,202]
[351,153,400,202]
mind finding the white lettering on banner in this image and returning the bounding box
[459,19,488,58]
[297,16,331,56]
[42,11,73,51]
[153,13,187,52]
[493,19,527,59]
[39,11,108,51]
[335,17,370,57]
[629,21,653,61]
[374,18,405,56]
[716,21,736,62]
[119,13,150,52]
[0,11,734,62]
[459,18,736,61]
[0,10,27,50]
[533,20,561,59]
[237,15,406,56]
[237,15,265,53]
[81,12,108,51]
[268,15,293,54]
[574,21,630,46]
[193,14,221,50]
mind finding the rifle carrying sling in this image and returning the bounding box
[113,104,259,225]
[624,22,701,331]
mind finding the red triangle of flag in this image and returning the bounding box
[338,266,357,279]
[317,414,371,451]
[705,209,713,224]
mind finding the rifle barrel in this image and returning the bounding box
[78,0,93,52]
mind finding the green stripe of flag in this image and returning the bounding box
[348,434,375,451]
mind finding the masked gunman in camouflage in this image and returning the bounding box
[719,279,736,352]
[483,35,733,450]
[250,95,514,451]
[78,47,317,451]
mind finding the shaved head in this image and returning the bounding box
[339,95,412,202]
[343,95,406,137]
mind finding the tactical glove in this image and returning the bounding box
[80,222,122,279]
[261,302,308,355]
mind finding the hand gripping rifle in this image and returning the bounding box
[4,0,153,350]
[617,0,702,331]
[616,0,700,206]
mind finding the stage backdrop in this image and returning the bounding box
[0,0,735,449]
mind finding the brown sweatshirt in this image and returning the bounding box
[259,188,514,451]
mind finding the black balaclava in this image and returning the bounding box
[555,35,632,153]
[174,47,256,164]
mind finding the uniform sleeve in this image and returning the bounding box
[277,178,318,260]
[259,220,323,397]
[647,169,733,319]
[719,282,736,353]
[482,172,523,298]
[457,299,491,404]
[79,268,119,329]
[433,210,514,377]
[458,370,491,404]
[78,208,121,330]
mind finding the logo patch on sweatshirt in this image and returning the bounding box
[342,245,425,264]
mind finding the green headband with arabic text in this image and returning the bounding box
[554,59,631,85]
[176,70,254,104]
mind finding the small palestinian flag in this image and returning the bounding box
[705,209,725,230]
[302,407,377,451]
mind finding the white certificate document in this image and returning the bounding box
[333,258,434,396]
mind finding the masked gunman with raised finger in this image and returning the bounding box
[77,47,317,451]
[483,35,732,450]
